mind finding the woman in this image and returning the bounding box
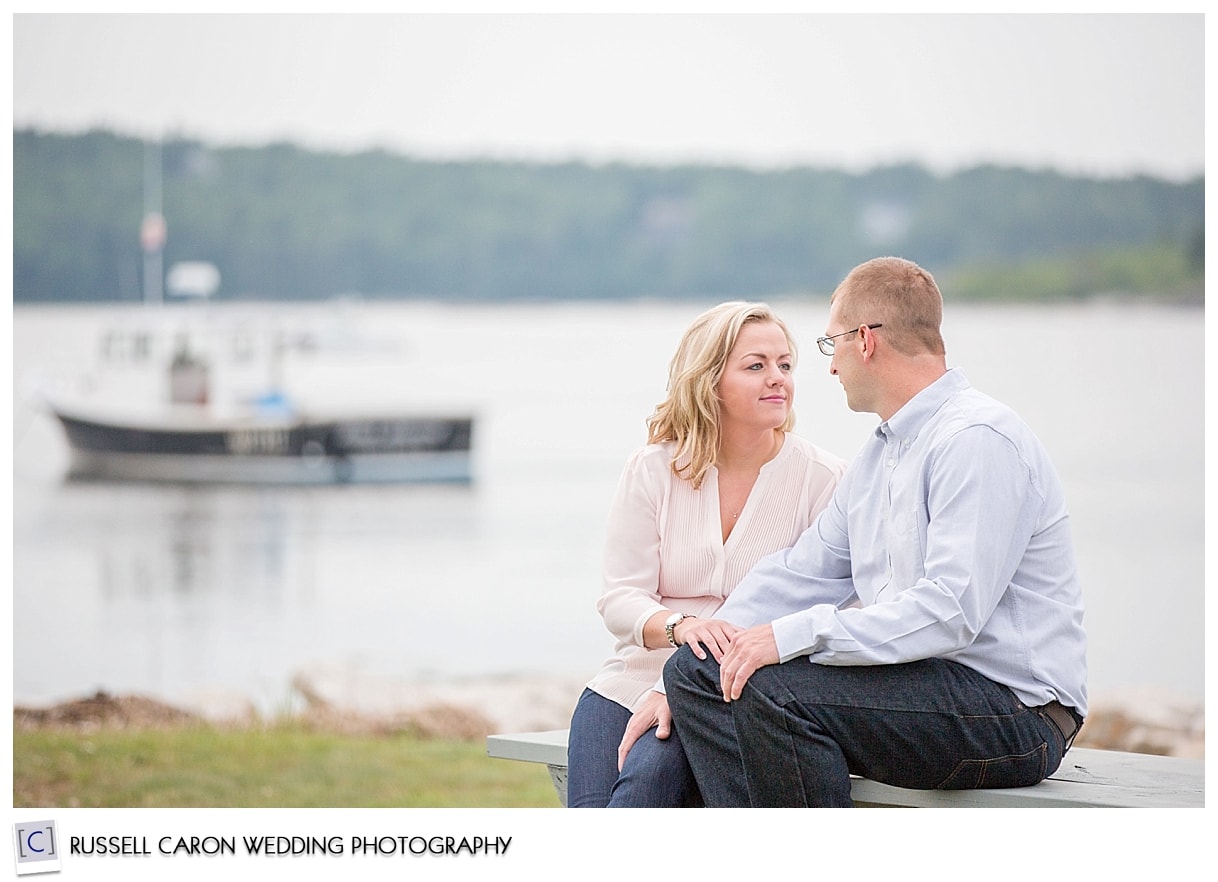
[567,301,847,807]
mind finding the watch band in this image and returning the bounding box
[665,612,693,648]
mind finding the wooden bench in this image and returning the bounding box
[487,728,1204,807]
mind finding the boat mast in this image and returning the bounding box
[140,138,166,306]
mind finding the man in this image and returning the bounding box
[663,257,1086,807]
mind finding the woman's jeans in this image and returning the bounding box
[665,648,1068,807]
[566,687,701,807]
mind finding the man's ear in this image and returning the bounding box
[858,324,878,361]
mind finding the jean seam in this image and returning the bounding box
[938,741,1047,789]
[937,705,1051,790]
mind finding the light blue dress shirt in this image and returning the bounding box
[715,368,1088,715]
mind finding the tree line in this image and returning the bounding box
[13,128,1204,304]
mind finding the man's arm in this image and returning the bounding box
[720,424,1043,698]
[713,476,858,629]
[772,425,1041,664]
[711,483,858,701]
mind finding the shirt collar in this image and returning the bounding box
[876,368,970,441]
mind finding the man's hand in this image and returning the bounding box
[718,624,779,701]
[617,690,671,771]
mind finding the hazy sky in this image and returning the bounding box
[11,13,1206,180]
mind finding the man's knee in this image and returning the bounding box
[663,644,717,701]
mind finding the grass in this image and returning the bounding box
[13,724,561,808]
[942,241,1204,303]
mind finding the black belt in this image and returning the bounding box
[1038,700,1082,751]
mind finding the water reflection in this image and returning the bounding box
[15,469,496,709]
[91,489,299,600]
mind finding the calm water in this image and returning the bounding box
[9,299,1206,713]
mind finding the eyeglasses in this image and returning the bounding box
[816,324,882,356]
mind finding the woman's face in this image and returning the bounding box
[716,320,794,433]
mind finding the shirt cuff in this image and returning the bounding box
[631,604,668,647]
[771,607,825,663]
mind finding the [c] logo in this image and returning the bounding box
[12,820,61,876]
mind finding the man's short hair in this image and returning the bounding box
[832,257,945,357]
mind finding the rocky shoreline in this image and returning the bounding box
[1072,692,1205,759]
[14,671,1205,760]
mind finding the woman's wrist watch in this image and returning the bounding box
[665,612,694,647]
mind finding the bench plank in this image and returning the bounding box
[487,729,1203,808]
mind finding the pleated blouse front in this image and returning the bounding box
[586,433,847,711]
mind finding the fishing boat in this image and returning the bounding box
[38,269,475,486]
[48,399,475,486]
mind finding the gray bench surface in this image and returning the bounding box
[487,728,1203,808]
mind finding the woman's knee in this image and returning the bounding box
[609,727,700,808]
[567,689,631,808]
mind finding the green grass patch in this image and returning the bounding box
[942,242,1204,303]
[14,724,561,808]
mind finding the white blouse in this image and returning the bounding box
[585,432,847,711]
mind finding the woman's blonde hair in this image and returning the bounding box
[646,301,796,489]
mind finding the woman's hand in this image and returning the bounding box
[673,616,741,662]
[616,690,670,771]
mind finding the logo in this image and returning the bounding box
[12,821,61,876]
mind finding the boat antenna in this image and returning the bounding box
[140,137,166,306]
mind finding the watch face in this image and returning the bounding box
[666,612,684,627]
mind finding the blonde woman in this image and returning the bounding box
[567,301,847,807]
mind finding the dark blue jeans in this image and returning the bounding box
[566,688,702,808]
[664,647,1066,807]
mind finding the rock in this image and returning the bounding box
[1073,692,1204,759]
[286,666,583,734]
[14,690,202,731]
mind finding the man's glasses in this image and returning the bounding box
[816,324,883,356]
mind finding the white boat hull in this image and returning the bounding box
[64,447,473,485]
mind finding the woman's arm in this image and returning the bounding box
[596,449,672,647]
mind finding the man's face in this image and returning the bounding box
[826,300,870,414]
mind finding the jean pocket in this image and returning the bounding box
[937,743,1048,789]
